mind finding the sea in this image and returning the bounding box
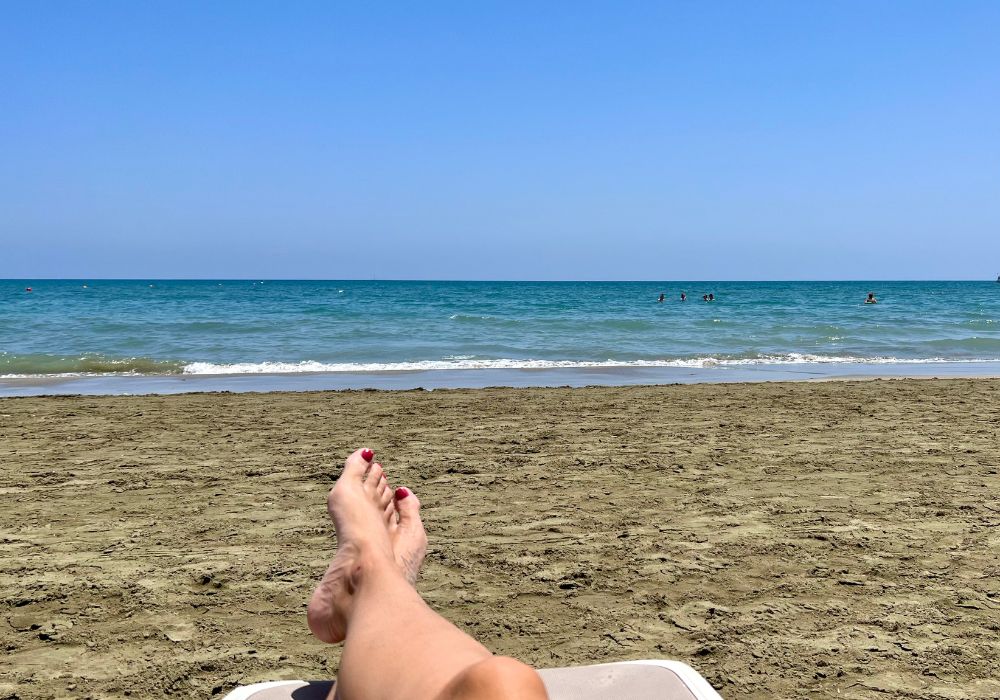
[2,279,999,396]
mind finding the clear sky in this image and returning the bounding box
[2,1,998,280]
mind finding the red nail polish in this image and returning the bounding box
[395,487,410,500]
[361,448,374,462]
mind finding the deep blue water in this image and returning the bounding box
[2,280,999,377]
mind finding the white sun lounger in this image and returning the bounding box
[222,659,723,699]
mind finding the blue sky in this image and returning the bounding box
[2,1,998,280]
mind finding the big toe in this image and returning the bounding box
[341,448,374,481]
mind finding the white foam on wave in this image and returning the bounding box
[180,355,1000,376]
[3,354,999,379]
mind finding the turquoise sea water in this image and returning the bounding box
[2,280,999,378]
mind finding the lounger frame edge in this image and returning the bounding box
[220,659,724,700]
[221,679,306,700]
[624,659,723,700]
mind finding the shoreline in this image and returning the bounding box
[2,360,1000,396]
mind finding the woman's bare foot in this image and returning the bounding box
[307,449,428,644]
[307,448,399,644]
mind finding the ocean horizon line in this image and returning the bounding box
[5,277,1000,283]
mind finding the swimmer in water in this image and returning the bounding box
[702,294,709,302]
[708,293,715,302]
[658,293,665,303]
[680,292,686,302]
[865,292,877,304]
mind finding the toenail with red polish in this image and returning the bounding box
[361,448,374,462]
[395,487,410,500]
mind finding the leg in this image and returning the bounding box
[308,449,547,700]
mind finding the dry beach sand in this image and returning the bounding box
[1,379,999,699]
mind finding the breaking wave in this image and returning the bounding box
[0,353,186,378]
[179,354,1000,375]
[4,354,1000,379]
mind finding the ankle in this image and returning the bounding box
[345,541,398,593]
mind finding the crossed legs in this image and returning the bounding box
[307,449,548,700]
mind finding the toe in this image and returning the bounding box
[377,477,393,508]
[394,487,422,529]
[341,448,374,481]
[364,463,385,493]
[383,499,397,526]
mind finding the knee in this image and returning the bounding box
[442,656,548,700]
